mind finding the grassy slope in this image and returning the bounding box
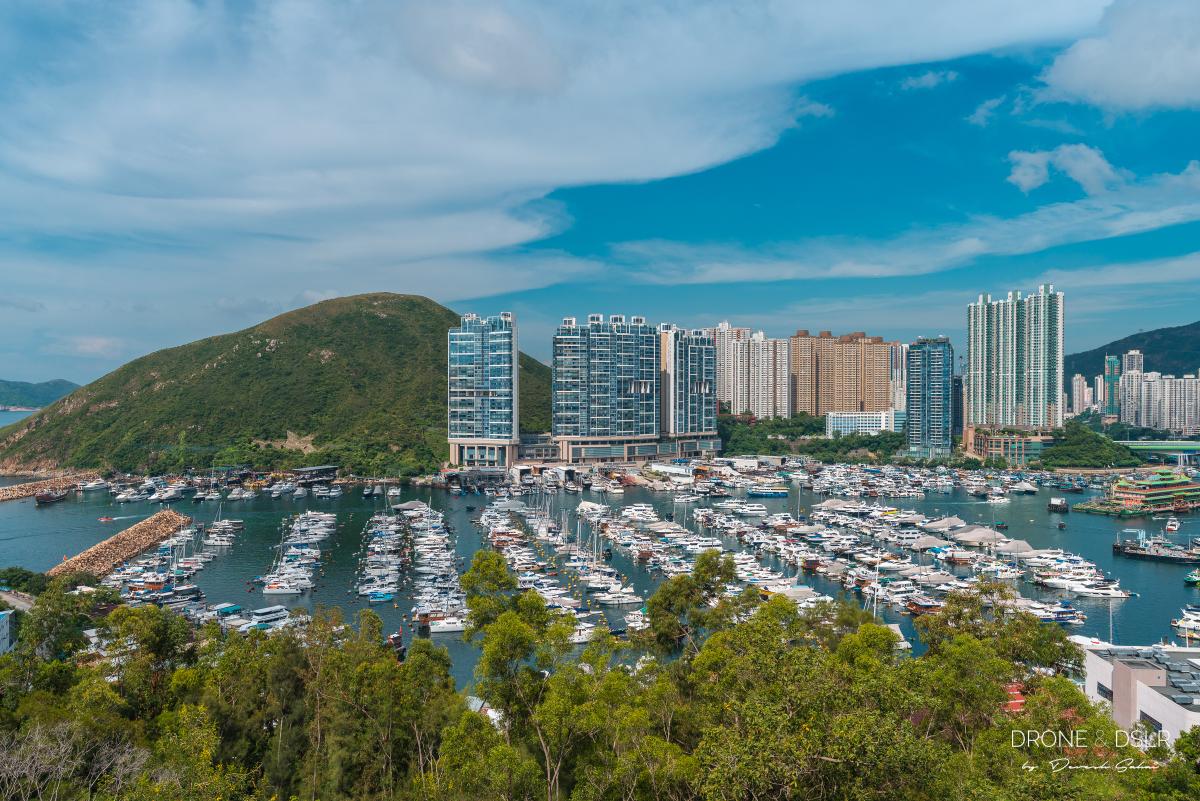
[0,379,79,407]
[1064,319,1200,379]
[0,294,550,476]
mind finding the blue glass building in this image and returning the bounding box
[447,312,518,467]
[905,336,954,459]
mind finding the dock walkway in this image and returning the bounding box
[47,509,191,578]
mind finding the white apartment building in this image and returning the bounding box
[707,321,751,411]
[1120,370,1200,435]
[731,332,790,419]
[966,284,1064,430]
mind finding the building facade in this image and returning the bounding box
[966,284,1064,430]
[966,428,1053,468]
[447,312,519,468]
[1071,373,1092,414]
[1082,643,1200,747]
[905,336,954,458]
[731,332,790,418]
[659,324,719,439]
[889,342,908,412]
[552,314,659,462]
[1123,349,1144,374]
[1119,370,1200,435]
[1104,355,1121,416]
[707,321,750,412]
[789,330,895,416]
[825,409,905,437]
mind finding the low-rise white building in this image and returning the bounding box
[1080,640,1200,746]
[825,409,905,437]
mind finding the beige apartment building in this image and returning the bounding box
[789,330,895,416]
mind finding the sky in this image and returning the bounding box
[2,0,1200,381]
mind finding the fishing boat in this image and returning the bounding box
[34,490,68,505]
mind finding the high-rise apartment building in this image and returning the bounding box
[552,314,659,462]
[659,324,718,438]
[731,332,790,418]
[1119,370,1200,435]
[707,321,750,412]
[1104,355,1121,416]
[889,342,909,412]
[966,284,1064,430]
[447,312,519,468]
[789,330,894,416]
[1123,350,1144,374]
[1071,373,1091,415]
[905,337,954,458]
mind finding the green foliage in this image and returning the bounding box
[0,378,78,408]
[2,562,1199,801]
[717,413,825,456]
[1041,419,1143,468]
[0,293,552,476]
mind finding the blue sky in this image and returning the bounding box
[2,0,1200,380]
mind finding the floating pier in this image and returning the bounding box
[47,509,191,578]
[0,474,97,503]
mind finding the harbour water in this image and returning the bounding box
[0,409,33,428]
[2,481,1199,686]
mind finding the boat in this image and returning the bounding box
[1047,497,1070,513]
[34,490,68,505]
[1166,517,1181,533]
[80,479,109,492]
[98,516,115,522]
[1186,569,1200,586]
[1113,530,1200,564]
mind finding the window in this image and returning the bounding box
[1138,711,1162,732]
[1096,683,1113,702]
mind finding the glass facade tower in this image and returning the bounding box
[447,312,518,467]
[906,336,953,458]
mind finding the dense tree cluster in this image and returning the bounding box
[1040,420,1143,468]
[2,557,1199,800]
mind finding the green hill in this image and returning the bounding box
[0,294,550,476]
[0,378,78,408]
[1064,319,1200,380]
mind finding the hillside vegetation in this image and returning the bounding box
[1064,319,1200,379]
[0,378,78,408]
[0,294,550,476]
[1040,420,1143,469]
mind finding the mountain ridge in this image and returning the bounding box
[0,378,79,408]
[0,293,550,475]
[1064,319,1200,381]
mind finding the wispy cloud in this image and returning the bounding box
[45,336,127,359]
[612,158,1200,285]
[1007,144,1127,195]
[966,96,1005,126]
[901,69,959,90]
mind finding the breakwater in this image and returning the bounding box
[0,475,96,503]
[46,509,191,578]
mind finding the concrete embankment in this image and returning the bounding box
[0,474,97,503]
[47,509,191,578]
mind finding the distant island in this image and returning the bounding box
[0,378,79,409]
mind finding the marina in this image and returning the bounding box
[4,464,1200,685]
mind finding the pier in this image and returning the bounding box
[0,474,97,503]
[47,509,191,578]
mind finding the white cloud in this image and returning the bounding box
[45,336,127,359]
[1007,144,1126,195]
[901,69,959,90]
[1041,0,1200,110]
[966,95,1005,126]
[614,159,1200,284]
[0,0,1120,379]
